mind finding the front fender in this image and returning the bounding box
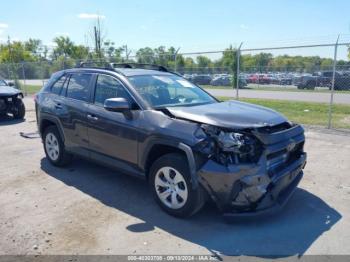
[140,138,199,189]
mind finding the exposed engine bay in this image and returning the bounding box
[196,124,263,166]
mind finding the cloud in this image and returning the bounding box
[0,23,9,29]
[55,32,70,37]
[140,25,148,30]
[0,29,4,35]
[77,13,105,19]
[240,24,249,30]
[44,42,57,47]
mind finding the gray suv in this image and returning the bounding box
[35,63,307,219]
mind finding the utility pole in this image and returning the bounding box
[236,42,243,99]
[327,35,340,129]
[93,17,102,59]
[174,47,181,73]
[7,36,14,81]
[123,45,132,61]
[94,26,98,55]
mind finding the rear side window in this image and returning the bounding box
[51,75,67,95]
[66,73,92,102]
[94,74,131,106]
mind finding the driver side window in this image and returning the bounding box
[94,74,132,106]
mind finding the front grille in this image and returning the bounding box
[267,141,304,172]
[267,149,287,160]
[0,99,6,111]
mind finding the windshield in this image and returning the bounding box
[128,75,216,108]
[0,80,8,86]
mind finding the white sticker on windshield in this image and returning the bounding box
[176,80,194,88]
[152,76,174,84]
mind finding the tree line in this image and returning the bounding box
[0,36,349,80]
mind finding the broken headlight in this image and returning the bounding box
[198,125,262,165]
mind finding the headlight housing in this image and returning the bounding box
[198,125,262,165]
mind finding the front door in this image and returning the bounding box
[87,74,140,167]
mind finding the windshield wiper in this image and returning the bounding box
[154,101,216,109]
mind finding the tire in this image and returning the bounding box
[306,81,316,90]
[149,153,206,218]
[12,99,25,119]
[43,125,72,167]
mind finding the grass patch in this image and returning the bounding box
[218,97,350,129]
[21,85,42,95]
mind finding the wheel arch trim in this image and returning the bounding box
[39,114,66,142]
[141,138,199,189]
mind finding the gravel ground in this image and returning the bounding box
[0,98,350,257]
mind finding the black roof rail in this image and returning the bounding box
[77,61,115,70]
[111,63,169,72]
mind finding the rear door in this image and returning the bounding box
[60,72,94,156]
[87,73,140,167]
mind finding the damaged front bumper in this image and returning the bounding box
[197,124,307,219]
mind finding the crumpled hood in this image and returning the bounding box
[0,86,22,97]
[166,100,287,129]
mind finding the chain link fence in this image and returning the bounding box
[1,42,350,129]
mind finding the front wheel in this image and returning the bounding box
[12,99,25,119]
[43,126,72,167]
[149,153,206,218]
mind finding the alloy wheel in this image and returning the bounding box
[154,166,188,209]
[45,133,60,161]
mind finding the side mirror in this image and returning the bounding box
[104,97,131,113]
[8,82,14,87]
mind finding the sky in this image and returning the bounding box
[0,0,350,59]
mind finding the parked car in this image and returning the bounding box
[0,79,25,119]
[294,71,350,90]
[211,76,230,86]
[247,74,258,84]
[182,74,192,81]
[191,74,212,85]
[279,74,293,85]
[210,76,247,88]
[247,74,271,84]
[35,63,307,218]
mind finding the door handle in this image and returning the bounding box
[87,114,99,121]
[54,102,62,109]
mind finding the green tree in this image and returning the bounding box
[52,36,90,61]
[52,36,75,59]
[136,47,155,64]
[0,41,35,63]
[196,55,212,73]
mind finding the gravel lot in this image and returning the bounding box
[1,98,350,257]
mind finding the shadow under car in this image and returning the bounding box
[40,157,342,258]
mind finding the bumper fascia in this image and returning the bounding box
[197,152,307,219]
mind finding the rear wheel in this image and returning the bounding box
[43,126,72,167]
[149,153,206,217]
[306,81,316,90]
[12,99,25,119]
